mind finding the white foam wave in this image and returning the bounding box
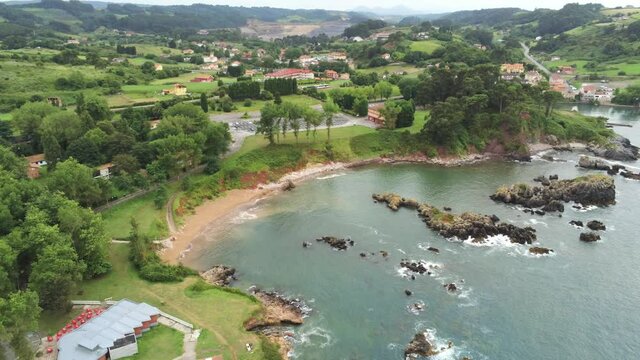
[316,173,346,180]
[291,326,334,350]
[407,300,427,315]
[570,204,599,212]
[526,218,548,227]
[231,208,259,224]
[462,234,516,248]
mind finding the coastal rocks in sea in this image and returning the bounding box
[282,179,296,191]
[302,241,312,248]
[200,265,237,286]
[404,333,440,359]
[400,260,430,275]
[587,220,606,231]
[529,247,554,255]
[588,135,639,161]
[620,171,640,181]
[427,247,440,254]
[243,288,306,331]
[315,236,353,251]
[405,289,413,296]
[507,153,532,162]
[490,175,616,211]
[534,175,550,186]
[372,193,420,211]
[580,232,601,242]
[570,220,584,227]
[380,250,389,258]
[444,283,458,292]
[578,156,611,171]
[549,174,559,180]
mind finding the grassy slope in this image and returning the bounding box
[123,325,184,360]
[409,40,443,54]
[100,190,168,240]
[49,244,266,360]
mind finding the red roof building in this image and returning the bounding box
[190,75,214,83]
[264,68,315,80]
[324,70,339,80]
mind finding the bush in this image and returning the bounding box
[243,99,253,107]
[139,260,196,282]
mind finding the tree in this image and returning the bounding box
[542,91,564,117]
[47,158,108,207]
[322,100,340,142]
[284,103,303,143]
[227,64,245,78]
[380,101,401,130]
[29,242,85,310]
[303,108,322,141]
[168,39,177,48]
[113,153,140,174]
[0,146,26,178]
[257,103,283,145]
[11,102,59,152]
[395,100,416,128]
[0,291,41,359]
[353,97,369,117]
[66,137,103,166]
[200,93,209,113]
[375,81,394,100]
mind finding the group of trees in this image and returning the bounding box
[0,146,111,358]
[343,19,387,39]
[116,44,137,55]
[264,78,298,97]
[257,100,338,144]
[227,81,261,100]
[327,81,394,116]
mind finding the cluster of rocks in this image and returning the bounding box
[315,236,354,251]
[244,288,306,331]
[200,265,237,286]
[374,193,538,245]
[570,219,606,243]
[588,135,639,161]
[490,175,616,211]
[404,333,456,359]
[579,156,640,180]
[282,179,296,191]
[400,260,439,276]
[529,247,554,255]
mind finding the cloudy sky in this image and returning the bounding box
[94,0,636,13]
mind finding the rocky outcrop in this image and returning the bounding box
[490,175,616,210]
[589,135,639,161]
[578,156,611,171]
[400,260,435,275]
[587,220,606,231]
[444,283,458,292]
[374,193,538,245]
[580,232,601,242]
[372,193,420,211]
[529,247,553,255]
[282,179,296,191]
[569,220,584,227]
[427,247,440,254]
[244,289,306,331]
[315,236,354,251]
[621,171,640,180]
[404,333,440,359]
[200,265,237,286]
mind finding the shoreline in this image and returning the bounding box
[159,152,507,264]
[159,142,596,265]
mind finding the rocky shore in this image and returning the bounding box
[579,155,640,180]
[588,135,639,161]
[490,174,616,211]
[200,265,237,286]
[373,193,538,245]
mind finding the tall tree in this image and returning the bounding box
[200,93,209,113]
[322,100,340,142]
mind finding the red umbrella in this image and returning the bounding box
[46,347,53,353]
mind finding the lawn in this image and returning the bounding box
[212,94,322,114]
[123,325,184,360]
[0,113,11,121]
[359,64,423,77]
[409,40,443,54]
[100,190,168,240]
[405,110,428,134]
[544,59,640,76]
[128,44,182,57]
[42,244,267,360]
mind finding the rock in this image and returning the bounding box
[444,283,458,292]
[587,220,606,231]
[529,247,553,255]
[380,250,389,258]
[359,252,367,258]
[534,210,546,216]
[200,265,236,287]
[569,220,584,227]
[589,135,639,161]
[404,333,439,359]
[541,154,555,162]
[244,289,305,331]
[282,179,296,191]
[315,236,352,251]
[545,134,560,146]
[489,214,500,223]
[549,174,559,180]
[302,241,312,248]
[580,232,601,242]
[620,171,640,181]
[578,156,611,171]
[427,247,440,254]
[372,193,420,211]
[508,153,532,162]
[443,207,452,212]
[405,289,413,296]
[491,175,615,210]
[534,175,551,186]
[400,261,429,275]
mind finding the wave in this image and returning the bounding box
[316,173,347,180]
[408,328,472,360]
[289,326,334,357]
[407,300,427,315]
[570,204,599,212]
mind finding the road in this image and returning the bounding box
[521,42,551,76]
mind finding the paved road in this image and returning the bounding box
[521,42,551,76]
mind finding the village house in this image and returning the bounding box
[66,39,80,45]
[324,70,339,80]
[244,69,258,77]
[415,32,430,40]
[26,154,46,179]
[474,44,487,51]
[203,54,218,63]
[56,300,160,360]
[197,29,209,35]
[551,56,561,61]
[297,55,318,68]
[47,97,63,107]
[153,64,163,72]
[230,60,242,67]
[557,66,575,75]
[549,74,575,99]
[327,52,348,62]
[381,53,392,61]
[200,63,219,71]
[182,49,194,55]
[94,163,114,179]
[265,68,315,80]
[350,36,364,42]
[242,51,253,60]
[339,73,351,80]
[524,71,543,85]
[162,83,187,96]
[367,104,385,125]
[190,75,214,83]
[500,63,525,80]
[580,84,614,103]
[370,32,392,42]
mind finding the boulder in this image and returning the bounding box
[580,232,601,242]
[529,247,553,255]
[244,289,305,331]
[302,241,312,248]
[620,171,640,181]
[405,289,413,296]
[315,236,352,251]
[542,200,565,212]
[589,135,639,161]
[444,283,458,292]
[549,174,559,180]
[545,134,560,146]
[372,193,420,211]
[569,220,584,227]
[404,333,439,359]
[282,179,296,191]
[201,265,237,287]
[578,156,611,171]
[587,220,606,231]
[427,247,440,254]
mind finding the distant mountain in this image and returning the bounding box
[352,5,416,16]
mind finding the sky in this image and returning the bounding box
[91,0,637,13]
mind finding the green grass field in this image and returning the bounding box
[359,64,423,77]
[100,191,168,240]
[123,325,184,360]
[544,59,640,76]
[409,40,443,54]
[43,244,266,360]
